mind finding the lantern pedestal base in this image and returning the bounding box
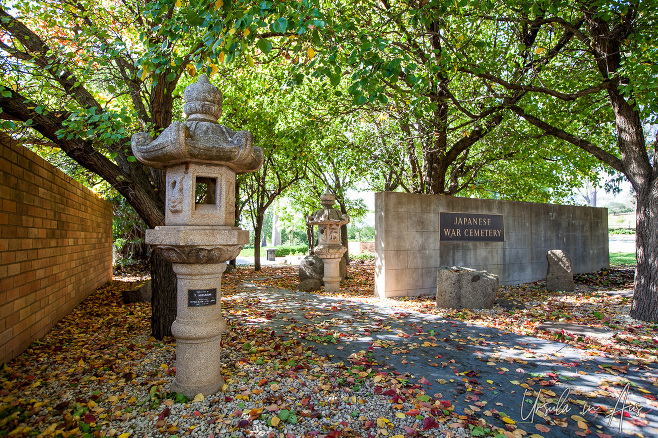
[167,262,228,398]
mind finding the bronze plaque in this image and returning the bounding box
[439,212,504,242]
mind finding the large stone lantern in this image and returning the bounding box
[131,75,263,397]
[307,191,350,292]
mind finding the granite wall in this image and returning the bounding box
[375,192,609,298]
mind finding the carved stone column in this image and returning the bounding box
[307,192,350,293]
[131,75,263,397]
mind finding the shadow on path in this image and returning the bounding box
[225,283,658,438]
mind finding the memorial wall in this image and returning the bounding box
[374,192,609,299]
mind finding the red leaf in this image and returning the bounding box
[422,417,438,430]
[158,407,171,421]
[238,419,250,428]
[83,414,95,424]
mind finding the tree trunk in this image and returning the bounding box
[150,249,177,339]
[339,203,350,266]
[307,224,314,255]
[630,179,658,322]
[254,215,264,271]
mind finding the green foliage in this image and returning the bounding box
[607,202,634,214]
[609,228,635,235]
[348,223,374,241]
[110,195,148,262]
[610,252,636,266]
[352,251,374,262]
[273,245,308,257]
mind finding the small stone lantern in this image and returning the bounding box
[131,75,263,397]
[306,191,350,292]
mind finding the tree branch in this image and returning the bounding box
[507,104,624,174]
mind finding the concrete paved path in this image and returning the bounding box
[228,282,658,438]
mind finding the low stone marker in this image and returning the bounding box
[546,249,574,292]
[299,254,346,284]
[297,278,323,292]
[436,266,498,309]
[121,280,152,304]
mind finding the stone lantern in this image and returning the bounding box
[131,75,263,397]
[306,191,350,292]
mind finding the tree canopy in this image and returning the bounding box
[2,0,657,321]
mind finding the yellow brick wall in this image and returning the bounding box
[0,132,113,364]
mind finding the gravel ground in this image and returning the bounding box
[1,278,474,438]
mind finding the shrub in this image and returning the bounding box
[352,251,375,261]
[275,245,308,257]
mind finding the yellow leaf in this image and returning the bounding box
[78,359,85,367]
[373,375,383,383]
[570,415,586,422]
[185,63,196,76]
[41,423,58,435]
[243,29,250,37]
[502,417,516,424]
[377,417,389,428]
[175,0,181,7]
[271,415,280,426]
[215,0,223,9]
[210,64,218,76]
[577,421,588,430]
[127,396,136,403]
[229,28,236,35]
[391,435,404,438]
[395,412,405,419]
[307,47,315,59]
[192,393,204,403]
[247,55,254,67]
[486,380,494,384]
[118,434,130,438]
[218,52,226,64]
[88,400,97,409]
[535,47,545,54]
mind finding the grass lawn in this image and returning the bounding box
[238,247,259,257]
[610,252,636,266]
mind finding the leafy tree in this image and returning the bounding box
[217,65,307,270]
[304,0,601,199]
[0,0,316,336]
[448,0,657,321]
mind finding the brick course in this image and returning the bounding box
[0,132,112,364]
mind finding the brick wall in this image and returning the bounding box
[0,132,113,364]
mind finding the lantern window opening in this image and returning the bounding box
[195,176,217,206]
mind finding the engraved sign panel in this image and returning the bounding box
[188,288,217,307]
[439,212,504,242]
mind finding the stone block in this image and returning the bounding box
[298,279,322,292]
[436,266,498,309]
[546,249,574,292]
[121,280,152,304]
[299,255,346,283]
[299,255,323,282]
